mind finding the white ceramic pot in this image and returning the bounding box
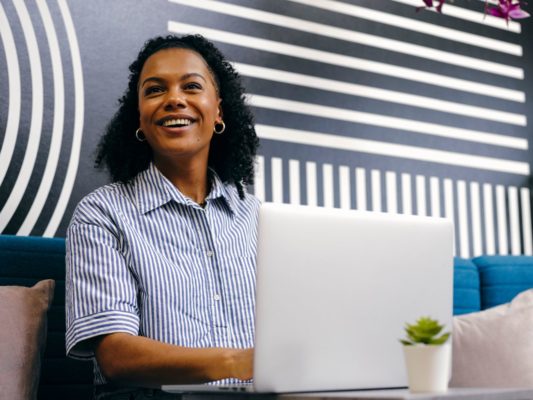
[403,343,451,393]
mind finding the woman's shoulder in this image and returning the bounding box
[70,181,134,223]
[221,183,261,214]
[243,190,261,208]
[79,180,129,204]
[221,182,259,201]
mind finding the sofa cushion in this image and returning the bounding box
[450,289,533,388]
[473,256,533,309]
[0,280,55,400]
[453,258,480,315]
[0,235,93,400]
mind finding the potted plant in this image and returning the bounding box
[400,316,451,393]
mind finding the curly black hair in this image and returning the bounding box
[95,34,258,199]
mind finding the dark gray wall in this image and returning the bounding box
[0,0,531,258]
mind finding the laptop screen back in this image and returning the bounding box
[253,203,454,393]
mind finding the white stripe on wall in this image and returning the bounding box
[520,188,533,255]
[430,177,440,217]
[271,157,283,203]
[0,1,44,233]
[356,167,367,211]
[470,182,483,256]
[416,175,427,216]
[0,3,21,188]
[371,169,382,212]
[168,21,524,102]
[401,173,412,215]
[457,180,470,258]
[496,185,509,255]
[443,179,454,221]
[251,95,527,150]
[339,166,351,210]
[289,0,522,55]
[256,124,530,175]
[169,0,523,78]
[443,178,455,256]
[306,161,318,206]
[508,186,521,255]
[44,0,84,237]
[386,171,397,214]
[323,163,334,208]
[18,0,65,235]
[289,159,300,205]
[483,183,496,255]
[254,155,265,202]
[235,63,526,126]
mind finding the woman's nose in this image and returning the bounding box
[164,90,186,110]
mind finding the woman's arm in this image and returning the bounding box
[94,332,253,386]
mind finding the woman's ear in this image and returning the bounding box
[217,100,223,121]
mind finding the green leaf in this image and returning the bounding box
[401,316,449,345]
[429,332,450,345]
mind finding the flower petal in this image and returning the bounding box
[486,6,507,17]
[509,7,530,18]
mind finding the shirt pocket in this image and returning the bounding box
[139,259,212,346]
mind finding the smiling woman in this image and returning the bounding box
[95,34,258,200]
[66,35,260,400]
[137,48,223,200]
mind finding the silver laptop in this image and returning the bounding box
[163,202,454,394]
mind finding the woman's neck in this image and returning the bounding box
[153,157,210,205]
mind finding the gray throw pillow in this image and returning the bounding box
[450,289,533,388]
[0,280,55,400]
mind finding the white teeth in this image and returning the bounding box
[162,118,192,127]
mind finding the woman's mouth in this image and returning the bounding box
[161,118,193,128]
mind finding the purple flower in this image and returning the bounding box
[417,0,446,13]
[486,0,530,21]
[417,0,529,22]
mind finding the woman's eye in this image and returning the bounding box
[144,86,163,95]
[184,82,202,90]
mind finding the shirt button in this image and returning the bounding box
[206,250,214,257]
[214,294,221,301]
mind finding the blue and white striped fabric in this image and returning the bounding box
[65,163,259,385]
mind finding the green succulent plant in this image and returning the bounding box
[400,316,450,346]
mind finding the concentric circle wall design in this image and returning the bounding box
[0,0,84,237]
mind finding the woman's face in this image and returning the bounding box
[138,48,222,166]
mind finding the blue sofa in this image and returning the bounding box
[1,234,533,399]
[453,256,533,315]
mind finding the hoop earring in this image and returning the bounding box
[214,121,225,134]
[135,128,146,142]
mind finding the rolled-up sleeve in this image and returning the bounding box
[66,196,139,360]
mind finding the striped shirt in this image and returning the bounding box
[65,163,259,386]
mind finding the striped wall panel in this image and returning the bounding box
[253,156,533,257]
[163,0,532,257]
[0,0,83,237]
[0,0,531,256]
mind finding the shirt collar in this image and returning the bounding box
[207,168,239,215]
[133,163,237,215]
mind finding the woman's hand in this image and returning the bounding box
[226,348,254,381]
[94,333,254,386]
